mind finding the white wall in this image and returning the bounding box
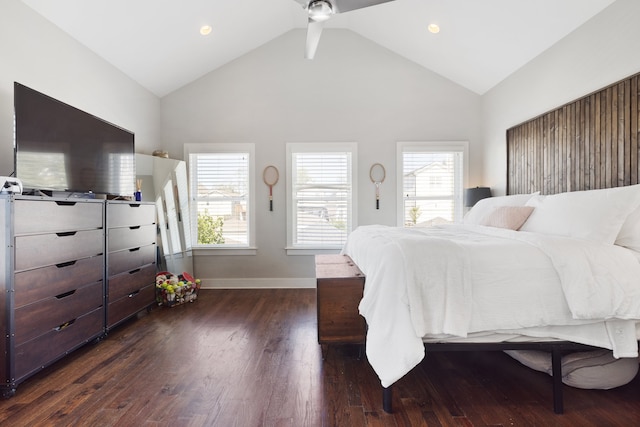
[0,0,161,178]
[481,0,640,195]
[161,29,482,284]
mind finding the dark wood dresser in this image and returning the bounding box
[1,196,158,398]
[105,201,157,330]
[1,196,106,397]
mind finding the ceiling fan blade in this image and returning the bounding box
[295,0,395,59]
[305,18,325,60]
[331,0,395,14]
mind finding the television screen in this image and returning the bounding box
[14,82,135,197]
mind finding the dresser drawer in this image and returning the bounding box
[14,255,104,308]
[14,307,104,381]
[107,244,156,276]
[107,202,156,228]
[14,199,103,235]
[14,280,104,345]
[107,283,155,328]
[107,224,156,252]
[108,263,156,301]
[15,229,104,272]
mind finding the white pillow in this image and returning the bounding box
[520,184,640,244]
[615,205,640,252]
[463,192,538,225]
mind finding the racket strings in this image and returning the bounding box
[263,165,279,186]
[369,163,386,184]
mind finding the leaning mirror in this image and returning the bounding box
[136,154,193,276]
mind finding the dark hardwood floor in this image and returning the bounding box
[1,289,639,426]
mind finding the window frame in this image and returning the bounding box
[396,141,469,227]
[286,142,358,255]
[184,143,256,255]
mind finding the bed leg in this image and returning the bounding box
[383,386,393,413]
[551,348,564,414]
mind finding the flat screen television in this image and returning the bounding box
[14,82,135,198]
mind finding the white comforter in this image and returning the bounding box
[342,224,640,388]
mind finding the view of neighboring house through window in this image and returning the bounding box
[185,143,254,248]
[397,141,467,227]
[286,142,357,253]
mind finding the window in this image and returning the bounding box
[397,141,468,227]
[185,143,255,252]
[286,143,357,254]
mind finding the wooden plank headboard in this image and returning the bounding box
[507,72,640,195]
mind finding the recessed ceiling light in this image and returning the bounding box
[428,24,440,34]
[200,25,212,36]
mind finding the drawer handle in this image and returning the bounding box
[129,203,141,208]
[129,225,141,230]
[55,289,77,299]
[128,290,140,298]
[55,318,76,331]
[55,201,77,206]
[55,260,77,268]
[128,247,141,252]
[56,231,77,237]
[129,268,141,275]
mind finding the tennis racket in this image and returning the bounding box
[369,163,386,210]
[263,165,279,211]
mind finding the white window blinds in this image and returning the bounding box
[398,142,467,227]
[287,143,357,250]
[187,148,252,247]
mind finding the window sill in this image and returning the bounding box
[285,247,342,256]
[192,247,257,256]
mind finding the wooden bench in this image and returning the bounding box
[315,254,366,358]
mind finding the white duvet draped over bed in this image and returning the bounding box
[342,224,640,388]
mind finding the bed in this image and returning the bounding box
[343,187,640,414]
[342,71,640,414]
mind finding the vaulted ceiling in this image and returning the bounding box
[20,0,616,97]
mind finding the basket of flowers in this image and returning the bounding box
[156,271,201,307]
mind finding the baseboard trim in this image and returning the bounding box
[200,277,316,289]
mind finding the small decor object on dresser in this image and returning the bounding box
[134,179,142,201]
[156,271,201,307]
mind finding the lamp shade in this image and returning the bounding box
[464,187,492,207]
